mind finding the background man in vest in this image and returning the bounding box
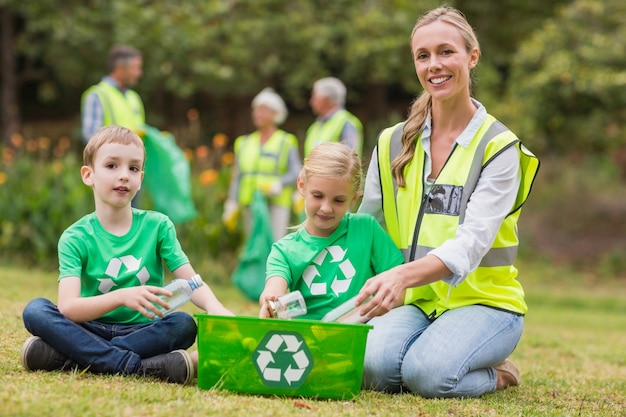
[81,45,145,143]
[304,77,363,157]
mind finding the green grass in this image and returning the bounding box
[1,263,625,417]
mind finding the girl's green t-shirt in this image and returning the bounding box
[266,213,404,319]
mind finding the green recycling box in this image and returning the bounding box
[195,314,372,399]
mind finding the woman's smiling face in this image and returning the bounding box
[411,20,478,103]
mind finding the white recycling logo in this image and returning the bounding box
[302,245,356,296]
[252,331,313,388]
[98,255,149,293]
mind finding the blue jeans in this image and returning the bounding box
[362,304,524,398]
[22,298,197,374]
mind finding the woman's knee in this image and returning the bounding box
[401,361,445,398]
[401,357,462,398]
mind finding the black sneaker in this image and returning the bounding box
[20,336,76,371]
[138,350,193,384]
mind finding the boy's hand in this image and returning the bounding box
[121,285,172,320]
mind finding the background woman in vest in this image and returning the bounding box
[354,6,539,398]
[222,88,301,241]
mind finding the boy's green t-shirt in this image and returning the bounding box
[266,213,404,319]
[58,209,189,324]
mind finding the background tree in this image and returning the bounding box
[6,0,610,155]
[503,0,626,155]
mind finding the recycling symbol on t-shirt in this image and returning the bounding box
[302,245,356,296]
[252,331,313,388]
[98,255,149,293]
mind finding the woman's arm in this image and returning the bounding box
[356,146,521,317]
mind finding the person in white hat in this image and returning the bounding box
[223,88,301,242]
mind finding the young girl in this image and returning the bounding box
[356,6,539,397]
[259,142,404,320]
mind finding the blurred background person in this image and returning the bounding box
[222,88,301,241]
[81,45,144,143]
[304,77,363,158]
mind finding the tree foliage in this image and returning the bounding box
[8,0,625,159]
[505,0,626,154]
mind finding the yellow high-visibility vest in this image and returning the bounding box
[304,109,363,157]
[377,114,539,317]
[234,130,298,208]
[82,81,145,131]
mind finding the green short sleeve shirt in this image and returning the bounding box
[58,209,189,324]
[266,213,404,319]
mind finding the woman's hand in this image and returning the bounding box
[355,265,409,319]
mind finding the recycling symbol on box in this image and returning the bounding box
[252,331,313,388]
[302,245,355,296]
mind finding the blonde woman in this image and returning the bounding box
[355,6,539,397]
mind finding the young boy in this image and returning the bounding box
[20,125,232,384]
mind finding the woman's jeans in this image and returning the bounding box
[362,304,524,398]
[22,298,197,374]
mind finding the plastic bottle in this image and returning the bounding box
[321,294,373,324]
[156,275,204,315]
[268,291,307,319]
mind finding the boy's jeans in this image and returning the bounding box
[22,298,197,374]
[362,304,524,398]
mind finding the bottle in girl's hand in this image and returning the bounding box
[156,275,204,315]
[268,291,307,319]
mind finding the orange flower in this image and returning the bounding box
[187,108,199,122]
[58,136,71,151]
[199,169,218,186]
[51,160,63,174]
[184,148,194,161]
[38,136,51,150]
[195,145,210,159]
[0,171,6,185]
[26,139,38,153]
[10,134,24,148]
[221,152,234,166]
[212,133,228,148]
[2,147,14,164]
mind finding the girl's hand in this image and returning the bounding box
[259,294,280,318]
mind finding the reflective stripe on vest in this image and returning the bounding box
[304,109,363,157]
[235,130,295,207]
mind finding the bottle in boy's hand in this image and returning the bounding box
[156,275,204,315]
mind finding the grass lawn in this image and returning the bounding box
[0,262,624,417]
